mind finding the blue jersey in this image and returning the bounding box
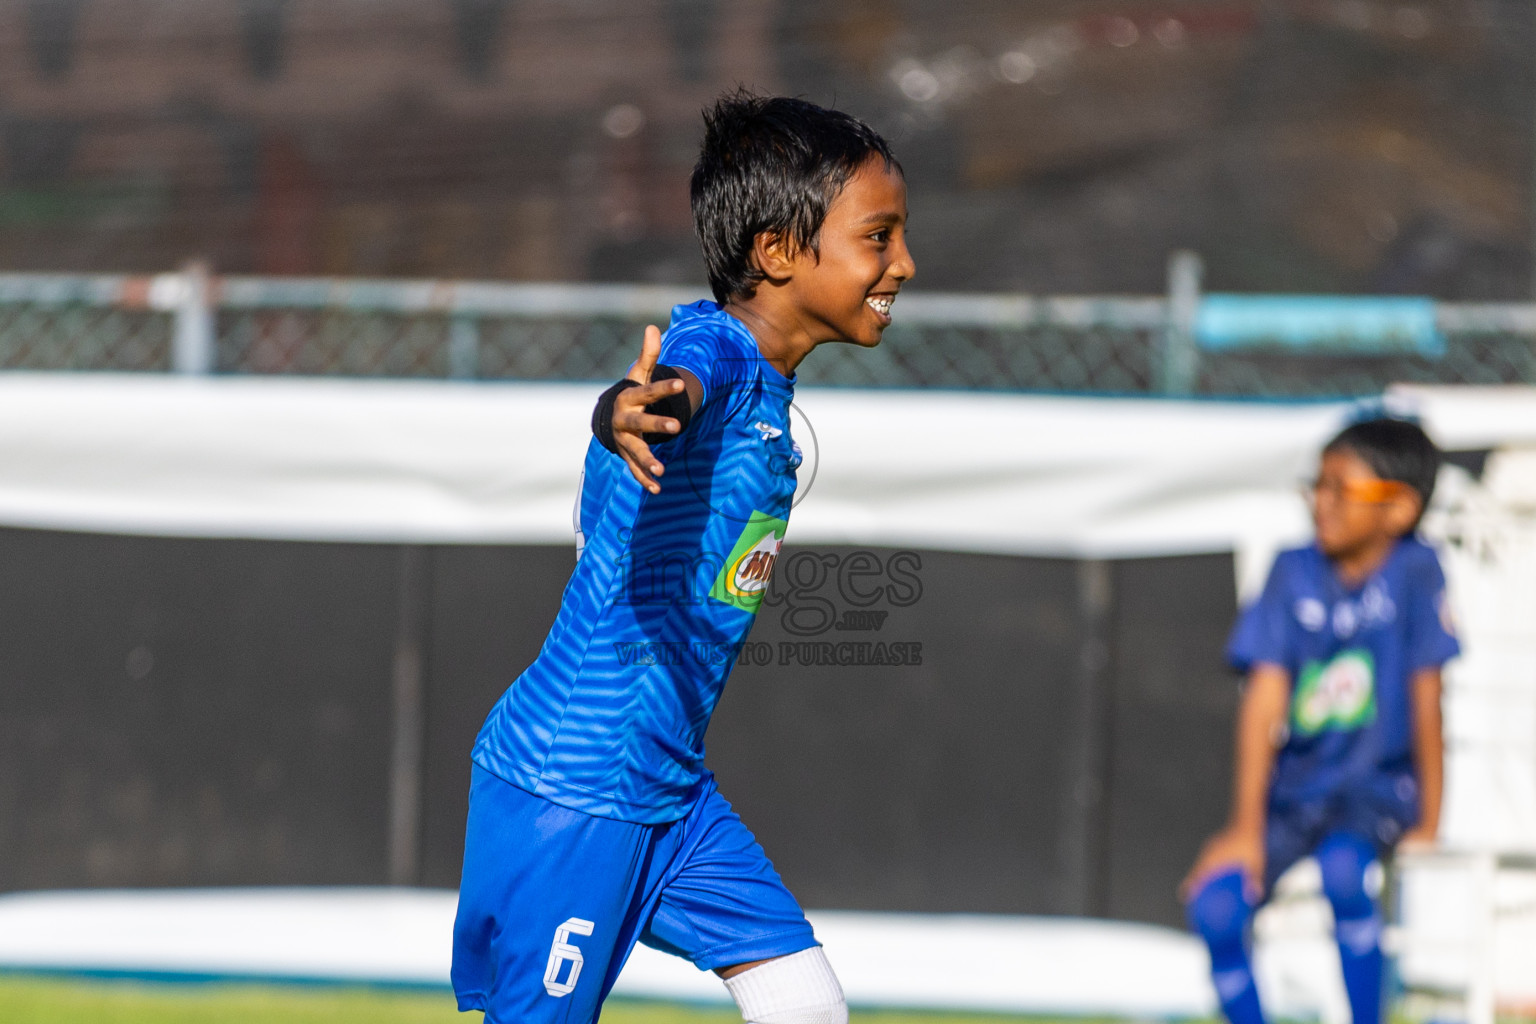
[472,301,801,823]
[1228,536,1459,809]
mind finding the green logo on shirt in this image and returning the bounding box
[708,512,788,614]
[1292,648,1377,736]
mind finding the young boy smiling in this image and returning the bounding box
[452,93,913,1024]
[1183,417,1459,1024]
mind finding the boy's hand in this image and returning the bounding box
[612,325,687,494]
[1181,824,1265,902]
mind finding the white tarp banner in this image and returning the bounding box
[0,372,1476,552]
[2,374,1532,603]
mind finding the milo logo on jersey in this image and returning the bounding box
[1292,648,1377,736]
[708,512,788,614]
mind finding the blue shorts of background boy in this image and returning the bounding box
[1183,418,1459,1024]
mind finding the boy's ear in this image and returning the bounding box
[1385,487,1423,535]
[751,230,798,283]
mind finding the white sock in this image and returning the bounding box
[723,947,847,1024]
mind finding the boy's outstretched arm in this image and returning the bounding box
[1400,666,1444,848]
[599,324,704,494]
[1181,662,1290,900]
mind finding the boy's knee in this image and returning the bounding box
[1315,832,1377,910]
[1186,869,1254,947]
[723,947,847,1024]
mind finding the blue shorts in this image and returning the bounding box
[1263,774,1419,893]
[452,764,818,1024]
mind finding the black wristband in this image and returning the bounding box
[591,367,694,454]
[643,365,693,444]
[592,378,640,454]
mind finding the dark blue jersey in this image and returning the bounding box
[472,301,800,823]
[1228,536,1459,808]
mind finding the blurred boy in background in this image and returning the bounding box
[1182,417,1459,1024]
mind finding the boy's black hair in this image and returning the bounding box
[691,90,899,303]
[1324,416,1441,526]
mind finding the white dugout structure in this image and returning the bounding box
[0,373,1530,1018]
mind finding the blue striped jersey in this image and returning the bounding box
[471,301,801,823]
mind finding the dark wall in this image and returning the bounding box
[0,529,398,888]
[0,528,1236,927]
[419,544,571,888]
[1103,556,1242,924]
[709,552,1084,916]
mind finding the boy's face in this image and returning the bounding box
[785,157,915,347]
[1309,447,1421,560]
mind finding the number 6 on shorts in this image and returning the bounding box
[543,918,595,997]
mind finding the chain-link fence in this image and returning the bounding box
[0,276,175,373]
[0,267,1533,398]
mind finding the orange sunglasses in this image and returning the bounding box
[1300,477,1413,505]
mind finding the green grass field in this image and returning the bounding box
[0,975,1055,1024]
